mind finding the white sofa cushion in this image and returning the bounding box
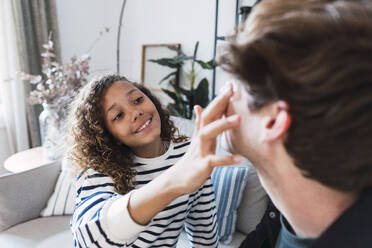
[0,216,72,248]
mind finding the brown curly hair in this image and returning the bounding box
[220,0,372,192]
[67,74,188,194]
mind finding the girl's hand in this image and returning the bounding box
[169,83,242,195]
[126,83,242,226]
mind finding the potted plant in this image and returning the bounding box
[149,41,214,119]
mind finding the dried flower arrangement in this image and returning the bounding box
[15,30,109,158]
[19,34,91,121]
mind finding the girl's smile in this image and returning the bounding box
[134,117,152,134]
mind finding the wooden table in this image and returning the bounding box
[4,146,56,173]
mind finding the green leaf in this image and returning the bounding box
[194,78,210,108]
[148,58,180,68]
[166,46,180,53]
[174,89,188,117]
[196,59,214,70]
[169,81,191,97]
[158,71,176,85]
[168,46,186,57]
[172,54,193,63]
[168,103,188,119]
[193,41,199,60]
[163,87,188,104]
[167,103,181,117]
[161,88,178,101]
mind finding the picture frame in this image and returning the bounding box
[140,43,180,92]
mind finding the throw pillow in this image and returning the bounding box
[211,166,249,244]
[40,156,76,216]
[0,162,60,231]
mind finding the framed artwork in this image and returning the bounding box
[140,43,180,92]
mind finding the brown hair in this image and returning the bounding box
[67,74,187,194]
[220,0,372,192]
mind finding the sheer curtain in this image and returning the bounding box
[0,0,30,154]
[13,0,61,148]
[0,0,60,157]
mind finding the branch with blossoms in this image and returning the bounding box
[20,34,90,105]
[18,29,110,121]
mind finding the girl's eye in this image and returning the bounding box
[113,112,123,122]
[134,96,144,104]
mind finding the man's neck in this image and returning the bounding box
[256,151,359,238]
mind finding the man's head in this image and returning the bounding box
[220,0,372,192]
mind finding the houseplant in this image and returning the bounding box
[149,41,214,119]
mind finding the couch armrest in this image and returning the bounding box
[0,161,61,232]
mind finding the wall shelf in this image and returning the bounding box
[211,0,256,98]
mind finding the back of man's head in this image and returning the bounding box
[221,0,372,192]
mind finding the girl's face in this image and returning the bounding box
[101,81,162,150]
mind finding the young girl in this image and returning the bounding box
[67,74,241,248]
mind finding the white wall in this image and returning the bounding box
[56,0,245,99]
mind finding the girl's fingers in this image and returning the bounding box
[201,82,233,126]
[206,154,243,168]
[194,105,203,131]
[192,105,203,140]
[199,115,240,142]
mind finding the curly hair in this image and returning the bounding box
[66,74,188,194]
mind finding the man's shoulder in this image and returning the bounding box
[239,200,281,248]
[314,187,372,247]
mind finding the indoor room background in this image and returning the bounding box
[0,0,256,170]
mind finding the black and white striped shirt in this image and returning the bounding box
[71,141,218,248]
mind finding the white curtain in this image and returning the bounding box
[0,0,30,155]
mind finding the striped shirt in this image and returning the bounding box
[71,141,218,248]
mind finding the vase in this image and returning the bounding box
[39,103,64,160]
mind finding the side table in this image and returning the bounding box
[4,146,56,173]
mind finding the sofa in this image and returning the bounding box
[0,117,268,248]
[0,161,268,248]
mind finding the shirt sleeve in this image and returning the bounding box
[184,178,219,247]
[70,170,149,248]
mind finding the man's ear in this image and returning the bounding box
[261,101,291,142]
